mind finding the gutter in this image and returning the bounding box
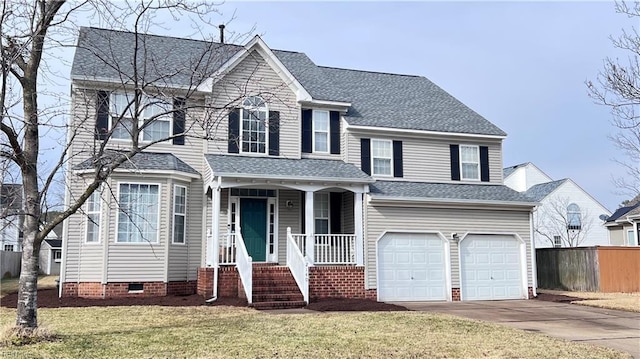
[369,195,539,208]
[213,172,375,184]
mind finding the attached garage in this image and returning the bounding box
[460,234,526,301]
[378,232,449,301]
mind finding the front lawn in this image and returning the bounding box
[0,305,629,358]
[539,289,640,313]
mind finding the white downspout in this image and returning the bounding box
[530,209,537,297]
[206,176,222,302]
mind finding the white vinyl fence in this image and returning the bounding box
[1,250,21,278]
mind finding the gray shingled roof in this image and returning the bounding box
[72,27,240,87]
[74,151,199,175]
[503,162,529,178]
[523,179,568,202]
[369,181,535,204]
[205,154,372,182]
[74,27,506,137]
[606,202,640,222]
[45,239,62,248]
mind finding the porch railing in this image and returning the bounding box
[291,233,357,265]
[234,230,252,304]
[220,232,237,264]
[287,227,309,303]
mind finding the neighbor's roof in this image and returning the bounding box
[205,154,373,182]
[73,27,506,137]
[502,162,530,178]
[74,151,199,175]
[606,202,640,222]
[44,239,62,249]
[369,181,536,205]
[523,179,568,202]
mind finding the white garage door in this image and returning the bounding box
[378,233,447,301]
[460,235,524,301]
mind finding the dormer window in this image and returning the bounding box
[312,110,329,153]
[460,145,480,181]
[241,96,268,154]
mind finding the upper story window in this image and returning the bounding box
[460,145,480,180]
[110,93,171,142]
[85,189,101,243]
[241,96,267,154]
[312,110,329,153]
[173,185,187,244]
[371,139,393,176]
[117,183,160,243]
[567,203,581,230]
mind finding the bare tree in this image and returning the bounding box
[534,197,593,247]
[1,0,291,333]
[587,1,640,197]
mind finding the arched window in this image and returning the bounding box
[241,96,267,153]
[567,203,581,230]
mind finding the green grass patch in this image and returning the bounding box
[0,305,630,358]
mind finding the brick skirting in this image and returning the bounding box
[309,266,376,300]
[61,281,195,298]
[196,266,239,298]
[197,267,215,298]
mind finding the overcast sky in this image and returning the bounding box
[37,1,634,211]
[204,1,632,212]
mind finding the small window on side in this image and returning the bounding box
[128,283,144,292]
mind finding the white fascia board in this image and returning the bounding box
[369,195,538,209]
[344,123,507,140]
[299,99,352,111]
[213,172,375,184]
[71,76,210,94]
[73,168,200,180]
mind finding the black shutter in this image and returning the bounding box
[330,192,342,234]
[450,144,460,181]
[480,146,490,182]
[301,109,312,153]
[95,91,109,140]
[172,98,186,145]
[228,108,240,154]
[269,111,280,156]
[329,111,340,154]
[361,138,371,175]
[393,140,403,178]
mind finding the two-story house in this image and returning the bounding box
[1,183,23,252]
[60,27,537,307]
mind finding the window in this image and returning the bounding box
[85,189,101,243]
[314,193,329,234]
[173,185,187,244]
[371,139,392,176]
[628,229,636,246]
[460,145,480,180]
[241,96,267,153]
[567,203,581,230]
[110,93,171,141]
[53,250,62,262]
[312,110,329,153]
[117,183,160,243]
[3,244,14,251]
[128,283,144,292]
[553,236,562,248]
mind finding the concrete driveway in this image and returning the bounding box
[398,300,640,358]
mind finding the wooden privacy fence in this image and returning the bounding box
[1,250,21,278]
[537,246,640,293]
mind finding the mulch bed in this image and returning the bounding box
[1,288,408,311]
[534,292,586,303]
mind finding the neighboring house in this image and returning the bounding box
[604,197,640,246]
[39,223,63,275]
[60,27,538,306]
[0,183,23,252]
[503,163,611,248]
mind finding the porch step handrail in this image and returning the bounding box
[287,227,309,304]
[234,229,252,304]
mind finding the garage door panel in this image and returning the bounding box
[378,233,448,301]
[461,235,524,301]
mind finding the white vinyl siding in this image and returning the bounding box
[312,110,329,153]
[371,139,392,176]
[117,183,160,243]
[85,190,101,243]
[173,185,187,244]
[460,145,480,181]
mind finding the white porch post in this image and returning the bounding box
[354,191,364,266]
[305,190,315,263]
[207,179,221,267]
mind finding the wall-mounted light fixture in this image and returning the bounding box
[451,232,460,242]
[286,200,294,208]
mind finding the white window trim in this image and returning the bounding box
[109,92,173,143]
[172,185,187,245]
[115,182,161,244]
[460,144,480,181]
[312,109,330,154]
[239,97,269,155]
[53,250,62,263]
[84,188,102,244]
[314,192,330,236]
[371,139,393,177]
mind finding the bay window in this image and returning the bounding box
[117,183,160,243]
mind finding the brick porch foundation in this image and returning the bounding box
[61,281,195,298]
[309,266,376,300]
[196,266,240,298]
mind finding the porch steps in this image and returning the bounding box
[251,264,305,310]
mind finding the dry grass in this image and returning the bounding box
[0,305,630,358]
[539,289,640,312]
[0,324,57,346]
[0,275,58,298]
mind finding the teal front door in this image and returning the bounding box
[240,198,267,262]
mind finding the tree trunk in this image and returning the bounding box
[15,232,40,329]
